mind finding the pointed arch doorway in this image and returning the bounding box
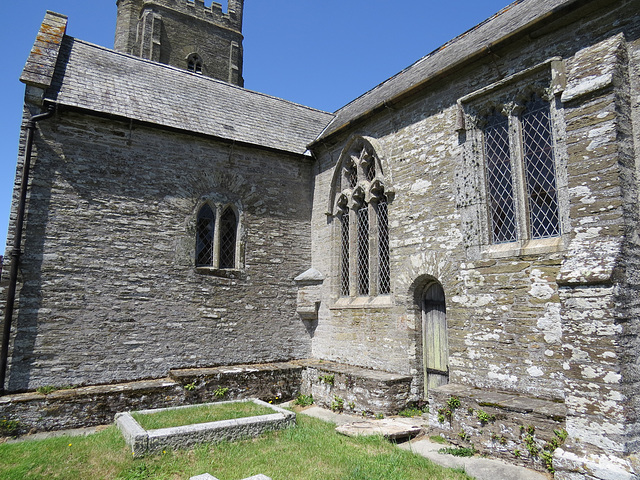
[422,282,449,396]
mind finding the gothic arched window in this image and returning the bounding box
[332,137,392,298]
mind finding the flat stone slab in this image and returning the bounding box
[336,418,424,440]
[399,438,549,480]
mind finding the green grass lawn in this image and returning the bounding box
[0,415,473,480]
[132,401,276,430]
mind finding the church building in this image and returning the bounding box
[2,0,639,478]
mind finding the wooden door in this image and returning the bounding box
[422,283,449,395]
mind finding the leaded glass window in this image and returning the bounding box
[357,205,370,296]
[377,198,390,295]
[482,94,561,245]
[484,112,517,244]
[219,207,237,269]
[340,213,350,296]
[334,137,391,299]
[521,95,560,239]
[196,204,215,267]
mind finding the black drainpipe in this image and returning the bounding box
[0,105,55,395]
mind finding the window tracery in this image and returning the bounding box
[331,137,392,299]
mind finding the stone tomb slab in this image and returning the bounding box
[116,399,295,457]
[336,418,424,440]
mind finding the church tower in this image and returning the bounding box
[114,0,244,86]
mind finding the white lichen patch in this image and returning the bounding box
[451,294,495,307]
[527,366,545,377]
[537,303,562,344]
[529,269,555,299]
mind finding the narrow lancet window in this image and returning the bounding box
[340,213,350,296]
[356,204,370,296]
[377,198,390,295]
[219,207,237,269]
[196,204,215,267]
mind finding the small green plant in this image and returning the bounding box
[513,449,521,458]
[293,393,314,407]
[538,428,569,473]
[458,430,470,441]
[347,401,356,410]
[318,374,335,385]
[184,382,197,391]
[447,396,461,410]
[475,409,495,425]
[0,418,20,437]
[467,407,475,415]
[554,428,568,441]
[399,406,429,417]
[36,385,58,395]
[540,450,554,473]
[523,433,539,458]
[331,396,344,412]
[375,413,384,419]
[429,435,448,444]
[213,386,229,398]
[438,446,475,457]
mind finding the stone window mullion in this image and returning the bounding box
[212,204,222,269]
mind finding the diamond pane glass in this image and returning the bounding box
[196,204,215,266]
[357,205,370,296]
[219,208,237,269]
[521,96,560,239]
[484,113,517,243]
[340,214,350,297]
[377,199,390,295]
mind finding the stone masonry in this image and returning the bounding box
[3,1,640,479]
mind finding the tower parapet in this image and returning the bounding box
[115,0,244,86]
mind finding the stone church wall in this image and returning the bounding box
[309,2,640,474]
[1,110,313,391]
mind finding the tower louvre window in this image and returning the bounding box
[187,53,203,74]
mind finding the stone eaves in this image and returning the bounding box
[313,0,582,144]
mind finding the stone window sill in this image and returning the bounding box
[482,236,565,259]
[195,267,246,280]
[330,295,394,310]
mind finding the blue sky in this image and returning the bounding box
[0,0,511,255]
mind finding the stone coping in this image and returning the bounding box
[116,399,296,457]
[432,383,565,419]
[0,378,178,404]
[297,359,412,383]
[170,361,303,380]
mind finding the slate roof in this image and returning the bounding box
[42,36,334,156]
[315,0,579,142]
